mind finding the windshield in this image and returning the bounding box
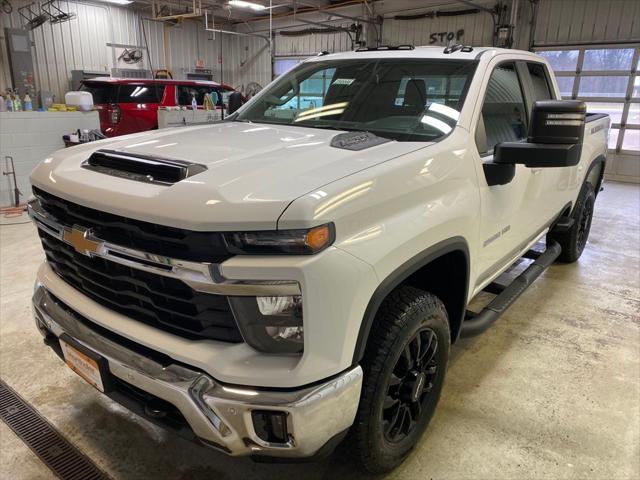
[236,58,477,142]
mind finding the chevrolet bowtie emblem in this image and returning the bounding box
[63,226,101,256]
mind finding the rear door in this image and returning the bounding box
[116,83,165,134]
[472,60,549,286]
[80,82,116,129]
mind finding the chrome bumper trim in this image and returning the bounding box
[32,285,362,457]
[28,198,301,297]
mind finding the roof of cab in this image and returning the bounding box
[304,46,540,62]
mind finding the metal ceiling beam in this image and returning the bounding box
[318,9,379,24]
[453,0,496,15]
[204,10,271,42]
[295,17,352,31]
[295,0,380,24]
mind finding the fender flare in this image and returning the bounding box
[584,154,606,197]
[351,236,470,364]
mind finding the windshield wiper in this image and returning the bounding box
[301,124,349,131]
[299,123,370,133]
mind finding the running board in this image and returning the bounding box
[460,240,561,338]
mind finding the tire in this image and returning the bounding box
[350,286,450,473]
[548,182,596,263]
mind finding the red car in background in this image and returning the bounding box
[80,78,238,137]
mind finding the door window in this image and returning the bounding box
[116,84,164,103]
[80,83,165,104]
[177,85,222,106]
[527,63,553,101]
[476,63,528,155]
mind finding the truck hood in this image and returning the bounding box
[31,122,427,230]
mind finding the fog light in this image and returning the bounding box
[251,410,289,444]
[257,296,302,316]
[265,325,304,342]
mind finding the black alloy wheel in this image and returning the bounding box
[548,181,596,263]
[350,286,450,473]
[383,328,438,443]
[576,193,594,253]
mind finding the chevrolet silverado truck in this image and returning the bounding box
[29,45,609,473]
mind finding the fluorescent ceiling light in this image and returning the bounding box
[95,0,133,5]
[229,0,266,11]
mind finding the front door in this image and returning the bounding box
[472,60,550,287]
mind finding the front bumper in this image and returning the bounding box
[33,285,362,458]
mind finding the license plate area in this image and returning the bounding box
[59,334,112,393]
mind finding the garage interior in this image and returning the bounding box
[1,0,639,479]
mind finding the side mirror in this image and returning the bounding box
[495,100,586,168]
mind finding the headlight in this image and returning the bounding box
[228,295,304,354]
[224,223,334,255]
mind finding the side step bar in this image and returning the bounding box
[460,240,561,338]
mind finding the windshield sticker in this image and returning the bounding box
[332,78,355,86]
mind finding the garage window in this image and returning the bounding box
[536,45,640,153]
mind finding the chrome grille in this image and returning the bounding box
[38,230,242,343]
[33,187,231,263]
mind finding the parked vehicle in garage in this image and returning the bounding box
[80,77,238,137]
[29,46,609,473]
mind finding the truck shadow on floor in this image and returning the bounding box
[71,397,381,480]
[69,331,528,480]
[70,302,548,480]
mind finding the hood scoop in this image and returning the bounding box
[82,149,207,185]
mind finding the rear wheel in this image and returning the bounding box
[350,286,450,473]
[548,182,595,263]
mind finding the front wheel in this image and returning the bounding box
[548,182,595,263]
[350,286,450,473]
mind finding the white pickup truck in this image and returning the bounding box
[29,45,609,473]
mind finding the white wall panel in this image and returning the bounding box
[381,13,494,48]
[220,34,272,89]
[275,23,353,56]
[165,20,270,89]
[0,0,164,100]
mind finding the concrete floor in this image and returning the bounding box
[1,181,639,480]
